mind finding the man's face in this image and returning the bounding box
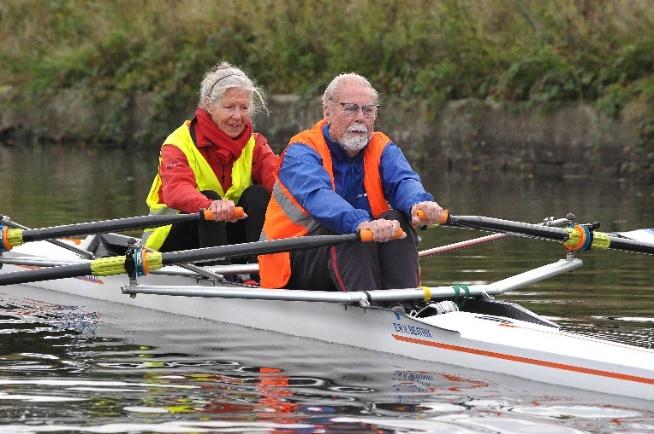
[324,83,377,156]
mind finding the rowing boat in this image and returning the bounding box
[2,227,654,402]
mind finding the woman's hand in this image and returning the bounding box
[208,199,247,222]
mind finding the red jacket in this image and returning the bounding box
[159,121,278,213]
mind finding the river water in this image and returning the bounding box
[1,144,653,433]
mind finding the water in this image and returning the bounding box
[1,144,654,432]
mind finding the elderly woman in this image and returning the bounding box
[143,62,278,256]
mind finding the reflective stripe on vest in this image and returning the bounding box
[258,119,391,288]
[142,120,255,250]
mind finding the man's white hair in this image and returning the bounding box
[322,73,379,110]
[198,61,267,116]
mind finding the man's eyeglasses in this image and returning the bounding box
[339,102,379,118]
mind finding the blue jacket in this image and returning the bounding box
[278,123,434,234]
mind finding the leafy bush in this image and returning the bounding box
[1,0,653,146]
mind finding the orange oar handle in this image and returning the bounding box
[232,207,245,219]
[359,227,405,242]
[417,208,449,225]
[202,207,245,221]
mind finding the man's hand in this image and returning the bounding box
[411,201,442,227]
[357,218,406,242]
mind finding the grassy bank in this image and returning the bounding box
[1,0,653,157]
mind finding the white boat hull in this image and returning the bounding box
[2,239,654,401]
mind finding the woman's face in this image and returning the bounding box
[209,87,253,138]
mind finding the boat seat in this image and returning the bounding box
[83,233,140,258]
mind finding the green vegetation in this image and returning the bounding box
[1,0,653,157]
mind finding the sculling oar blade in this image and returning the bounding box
[0,208,243,252]
[615,228,654,244]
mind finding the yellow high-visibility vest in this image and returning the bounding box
[142,120,254,250]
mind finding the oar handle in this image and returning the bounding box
[202,207,245,221]
[358,228,405,242]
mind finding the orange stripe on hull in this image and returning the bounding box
[392,334,654,386]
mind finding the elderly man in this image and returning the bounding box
[259,73,442,293]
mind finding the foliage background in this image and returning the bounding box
[0,0,652,159]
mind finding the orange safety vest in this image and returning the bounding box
[259,119,391,288]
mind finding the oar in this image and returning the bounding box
[0,229,394,286]
[438,211,654,255]
[419,216,571,257]
[2,216,96,259]
[615,228,654,244]
[0,208,243,251]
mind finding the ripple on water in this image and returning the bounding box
[1,287,654,433]
[511,404,641,419]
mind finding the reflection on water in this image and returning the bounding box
[2,144,654,431]
[1,288,653,433]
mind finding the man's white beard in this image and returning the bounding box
[340,123,370,154]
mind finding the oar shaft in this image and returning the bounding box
[19,209,243,243]
[419,216,572,257]
[161,234,360,265]
[21,215,171,241]
[606,236,654,255]
[0,233,362,286]
[447,215,569,241]
[0,263,92,286]
[443,213,654,255]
